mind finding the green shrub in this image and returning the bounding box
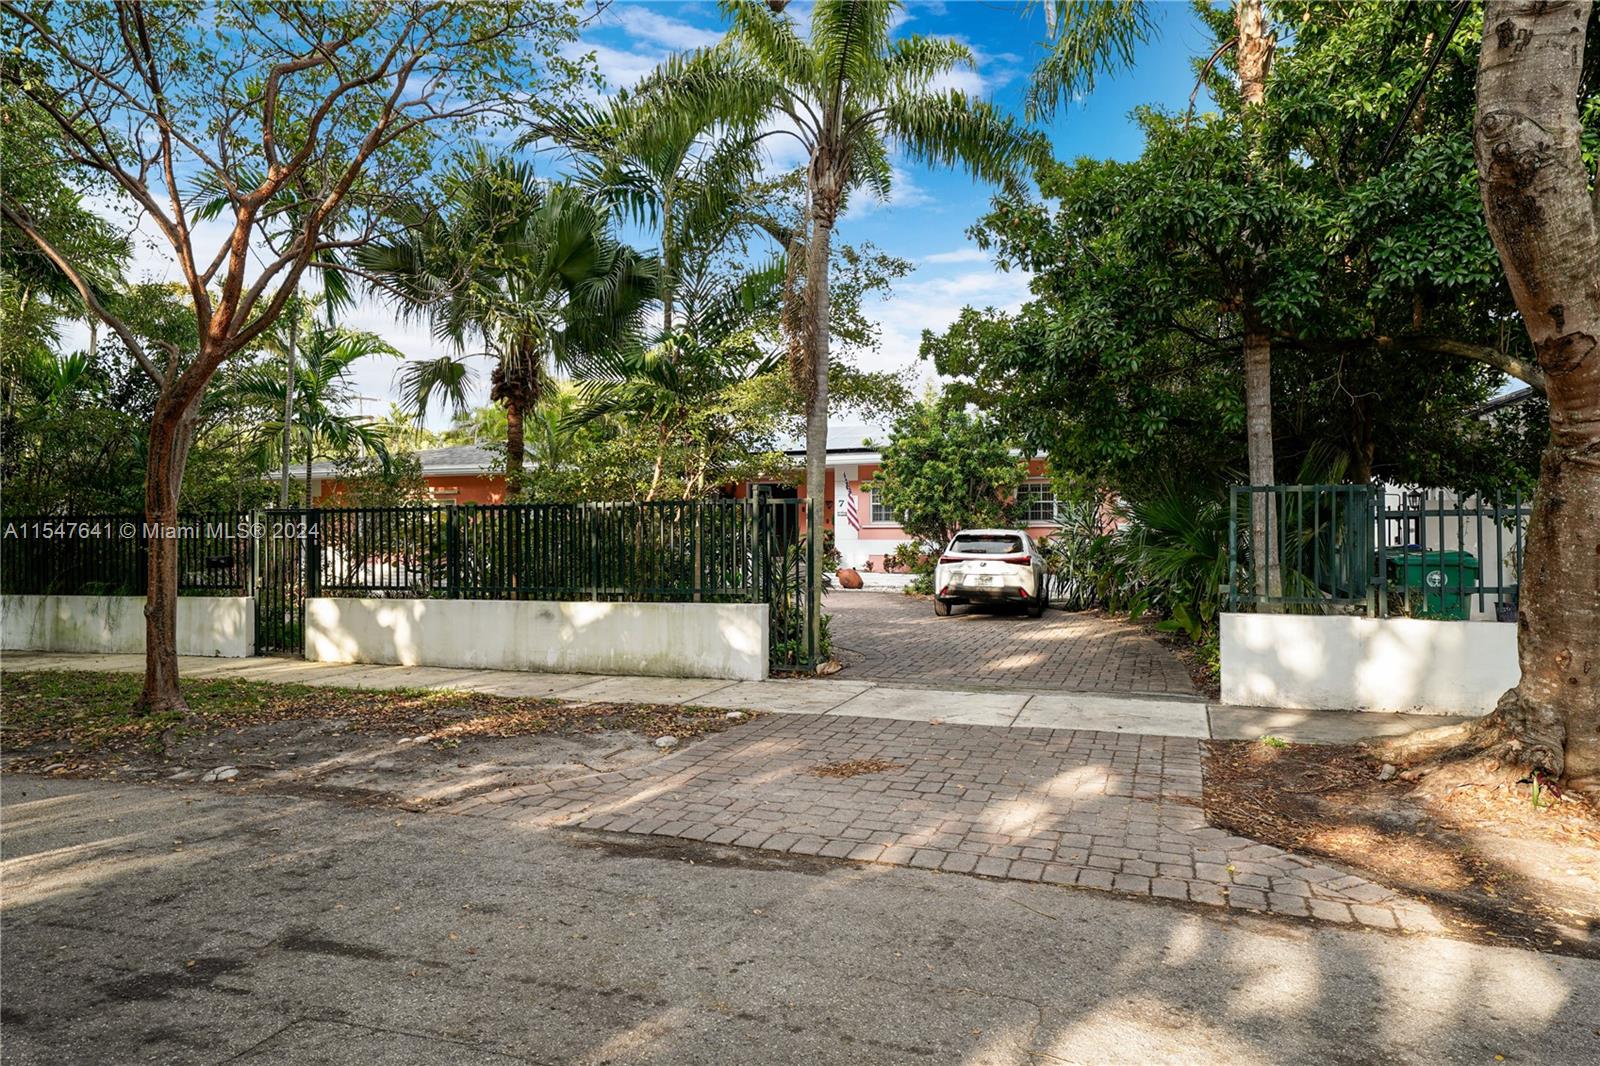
[1041,496,1120,610]
[1041,486,1231,643]
[888,542,935,595]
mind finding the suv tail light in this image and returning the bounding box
[940,553,1031,565]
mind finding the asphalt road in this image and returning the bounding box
[3,776,1598,1065]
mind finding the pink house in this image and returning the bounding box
[305,431,1063,577]
[735,425,1061,574]
[309,445,517,505]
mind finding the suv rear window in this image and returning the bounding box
[950,534,1024,555]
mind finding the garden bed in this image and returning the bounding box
[1204,738,1600,958]
[0,671,755,810]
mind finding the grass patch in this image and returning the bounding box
[1,670,750,760]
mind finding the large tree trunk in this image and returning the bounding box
[1378,0,1599,793]
[804,174,837,667]
[136,398,199,715]
[491,351,540,499]
[1235,0,1273,108]
[1471,0,1600,791]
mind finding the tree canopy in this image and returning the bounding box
[930,0,1562,501]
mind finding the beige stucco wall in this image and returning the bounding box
[304,597,769,681]
[1220,612,1518,715]
[1,594,255,658]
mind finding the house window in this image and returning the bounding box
[868,486,898,525]
[1017,481,1057,524]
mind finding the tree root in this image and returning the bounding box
[1362,688,1586,797]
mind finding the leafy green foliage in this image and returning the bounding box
[941,1,1557,499]
[1042,487,1230,643]
[870,395,1025,552]
[358,151,659,423]
[326,450,429,509]
[233,313,399,502]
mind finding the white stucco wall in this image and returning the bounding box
[1220,612,1519,716]
[1,594,255,658]
[304,597,770,681]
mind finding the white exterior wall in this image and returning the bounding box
[1220,612,1518,716]
[833,463,918,572]
[305,597,769,681]
[1,594,255,657]
[833,464,864,566]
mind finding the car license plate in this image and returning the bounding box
[970,575,994,586]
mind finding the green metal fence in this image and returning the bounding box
[1226,484,1530,620]
[1,500,821,669]
[0,513,251,597]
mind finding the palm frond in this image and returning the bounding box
[395,356,477,418]
[1026,0,1155,121]
[881,91,1045,198]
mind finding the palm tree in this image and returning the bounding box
[538,92,779,334]
[651,0,1041,652]
[568,255,787,500]
[356,152,658,496]
[233,323,398,504]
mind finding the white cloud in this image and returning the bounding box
[922,248,991,265]
[851,264,1033,379]
[566,41,663,94]
[926,66,987,98]
[843,164,936,220]
[608,5,722,50]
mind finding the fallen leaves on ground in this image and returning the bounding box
[1204,737,1600,958]
[808,758,904,779]
[0,670,754,770]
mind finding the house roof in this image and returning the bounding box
[1473,385,1536,417]
[308,444,523,479]
[775,424,887,460]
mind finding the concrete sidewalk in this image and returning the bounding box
[0,651,1467,745]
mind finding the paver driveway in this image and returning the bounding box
[825,591,1197,695]
[452,713,1441,933]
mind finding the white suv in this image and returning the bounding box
[933,529,1050,618]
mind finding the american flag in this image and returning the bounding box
[844,479,861,531]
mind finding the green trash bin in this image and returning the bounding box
[1385,550,1479,620]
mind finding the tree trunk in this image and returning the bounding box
[1237,0,1279,603]
[660,185,675,335]
[1471,0,1600,791]
[490,347,540,499]
[645,422,670,501]
[1244,310,1279,599]
[804,177,837,667]
[136,398,199,715]
[505,394,525,498]
[1235,0,1273,107]
[279,314,298,508]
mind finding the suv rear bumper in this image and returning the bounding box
[937,573,1037,602]
[940,586,1031,604]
